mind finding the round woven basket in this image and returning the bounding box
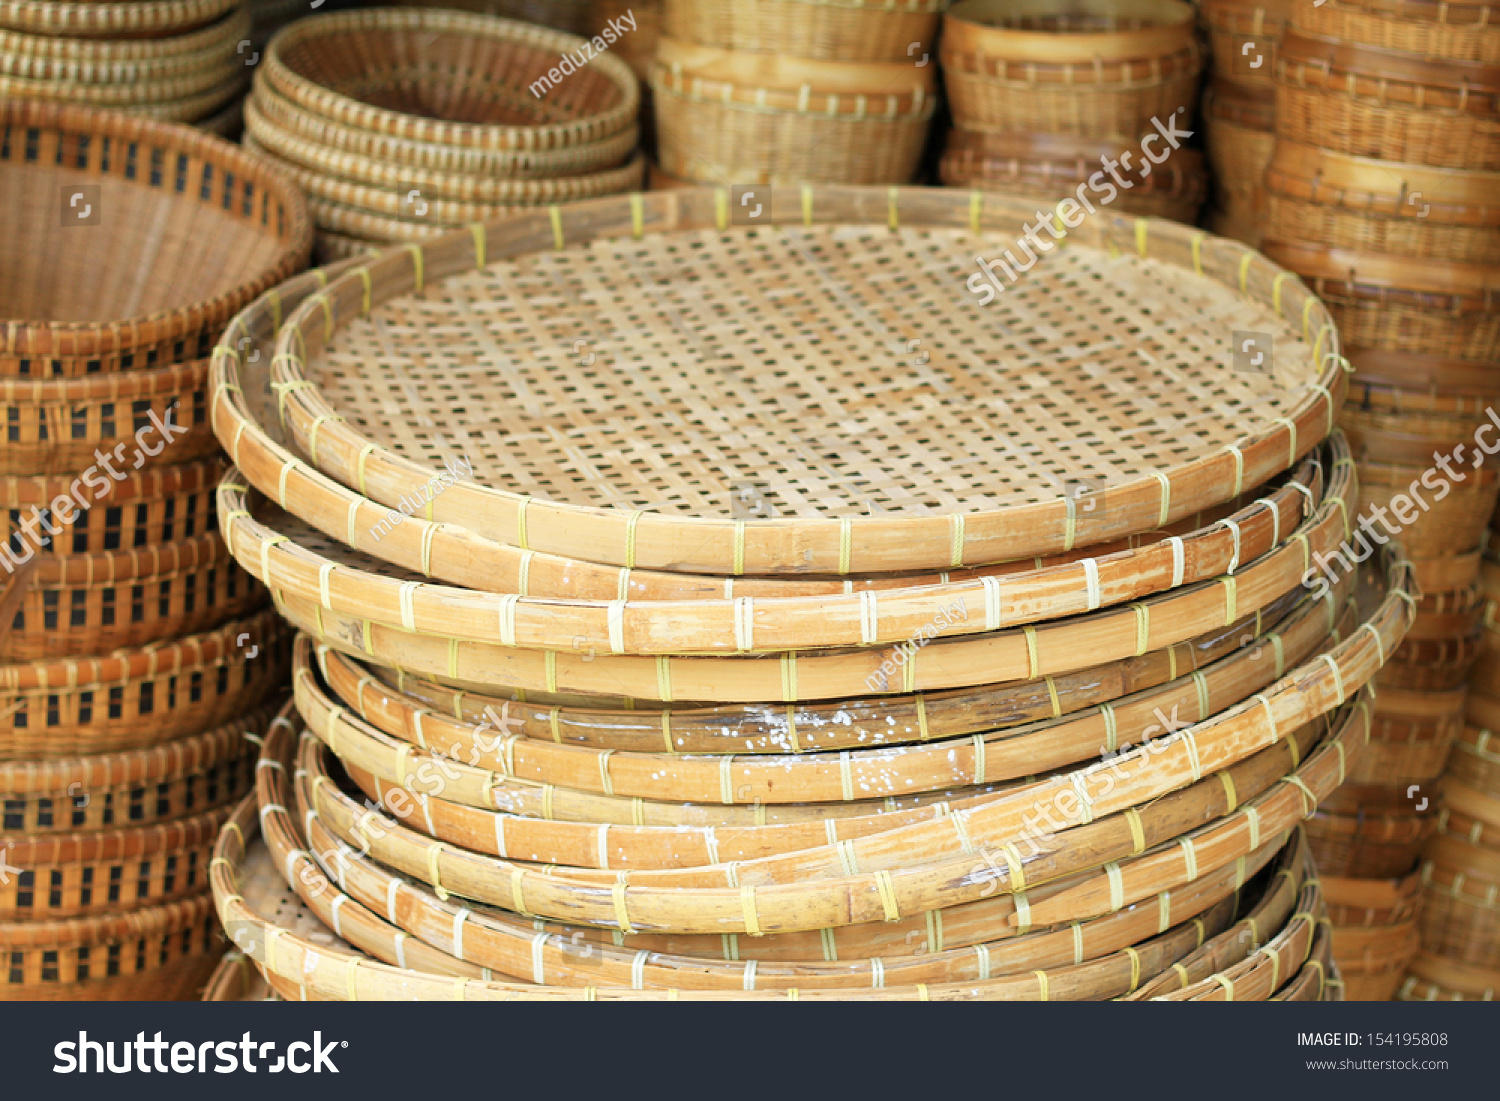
[1328,917,1421,1000]
[1,456,223,558]
[1398,951,1498,1000]
[1323,871,1422,927]
[661,0,948,62]
[1274,31,1500,170]
[1419,832,1500,969]
[1200,0,1290,94]
[260,7,640,152]
[0,708,267,834]
[941,0,1201,140]
[247,187,1346,577]
[1202,80,1275,248]
[0,609,290,759]
[1262,244,1500,362]
[0,100,310,379]
[401,0,595,35]
[650,40,936,185]
[1264,142,1500,265]
[0,6,250,84]
[0,0,237,36]
[937,129,1206,223]
[1291,0,1500,65]
[1350,461,1500,560]
[1308,784,1437,878]
[1351,685,1465,784]
[1347,348,1500,401]
[0,894,222,1001]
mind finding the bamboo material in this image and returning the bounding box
[0,100,310,378]
[1201,0,1290,94]
[661,0,946,61]
[256,187,1346,576]
[202,951,275,1000]
[1398,951,1498,999]
[1290,0,1500,65]
[0,0,237,36]
[1203,80,1275,248]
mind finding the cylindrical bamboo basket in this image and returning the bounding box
[1353,686,1465,784]
[1202,79,1276,248]
[662,0,944,61]
[1290,0,1500,65]
[1200,0,1290,94]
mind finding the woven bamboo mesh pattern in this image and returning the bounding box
[1291,0,1500,64]
[661,0,945,62]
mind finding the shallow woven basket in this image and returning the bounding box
[941,0,1201,139]
[0,6,250,84]
[1291,0,1500,65]
[1264,142,1500,266]
[1,531,263,660]
[1274,31,1500,171]
[650,41,936,185]
[1263,244,1500,362]
[0,100,310,379]
[0,804,231,919]
[260,7,640,152]
[0,0,237,35]
[661,0,947,61]
[1378,631,1482,691]
[0,609,290,759]
[249,187,1345,577]
[1,456,223,557]
[0,359,218,475]
[937,129,1206,224]
[0,708,265,834]
[0,893,220,1001]
[1200,0,1290,93]
[1309,784,1437,879]
[1350,686,1465,784]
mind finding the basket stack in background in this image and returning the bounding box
[937,0,1206,223]
[196,186,1410,1001]
[0,0,253,136]
[239,6,644,262]
[649,0,942,186]
[1197,0,1288,246]
[1400,511,1500,1000]
[1252,0,1500,999]
[0,101,308,1000]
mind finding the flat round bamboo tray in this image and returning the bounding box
[1274,31,1500,170]
[0,0,237,35]
[0,708,264,834]
[260,7,640,152]
[0,609,290,758]
[256,187,1347,576]
[941,0,1201,139]
[0,893,220,1001]
[661,0,947,62]
[1291,0,1500,65]
[0,100,310,379]
[1,456,223,557]
[0,531,263,660]
[649,41,936,185]
[938,129,1206,223]
[1398,951,1498,1000]
[1200,0,1290,94]
[0,804,231,919]
[1264,143,1500,265]
[0,359,217,475]
[1265,245,1500,363]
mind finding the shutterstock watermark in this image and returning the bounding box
[529,10,637,98]
[966,111,1195,304]
[1302,409,1500,601]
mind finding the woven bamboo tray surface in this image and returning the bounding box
[660,0,947,63]
[260,187,1346,576]
[0,705,266,834]
[0,100,311,377]
[0,891,220,1000]
[261,7,640,152]
[1,531,264,660]
[1273,31,1500,171]
[1291,0,1500,64]
[0,609,290,758]
[1,456,224,556]
[0,803,231,918]
[0,0,237,35]
[219,717,1329,998]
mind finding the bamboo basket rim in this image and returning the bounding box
[253,186,1346,576]
[1263,242,1500,302]
[0,704,270,795]
[0,356,205,402]
[0,51,238,103]
[0,455,224,507]
[1401,951,1499,999]
[0,101,311,362]
[225,452,1357,700]
[2,802,231,866]
[0,8,249,83]
[0,4,245,61]
[942,0,1197,64]
[0,889,212,949]
[648,58,936,117]
[260,7,641,153]
[0,0,236,34]
[939,40,1201,84]
[1297,0,1500,15]
[16,529,226,586]
[1277,28,1500,93]
[1266,141,1500,222]
[654,35,938,96]
[1442,778,1500,832]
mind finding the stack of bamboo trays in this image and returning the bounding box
[0,100,308,1001]
[938,0,1206,224]
[1256,0,1500,998]
[1198,0,1289,246]
[650,0,942,186]
[0,0,254,136]
[201,187,1407,1000]
[1400,510,1500,1001]
[239,6,644,263]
